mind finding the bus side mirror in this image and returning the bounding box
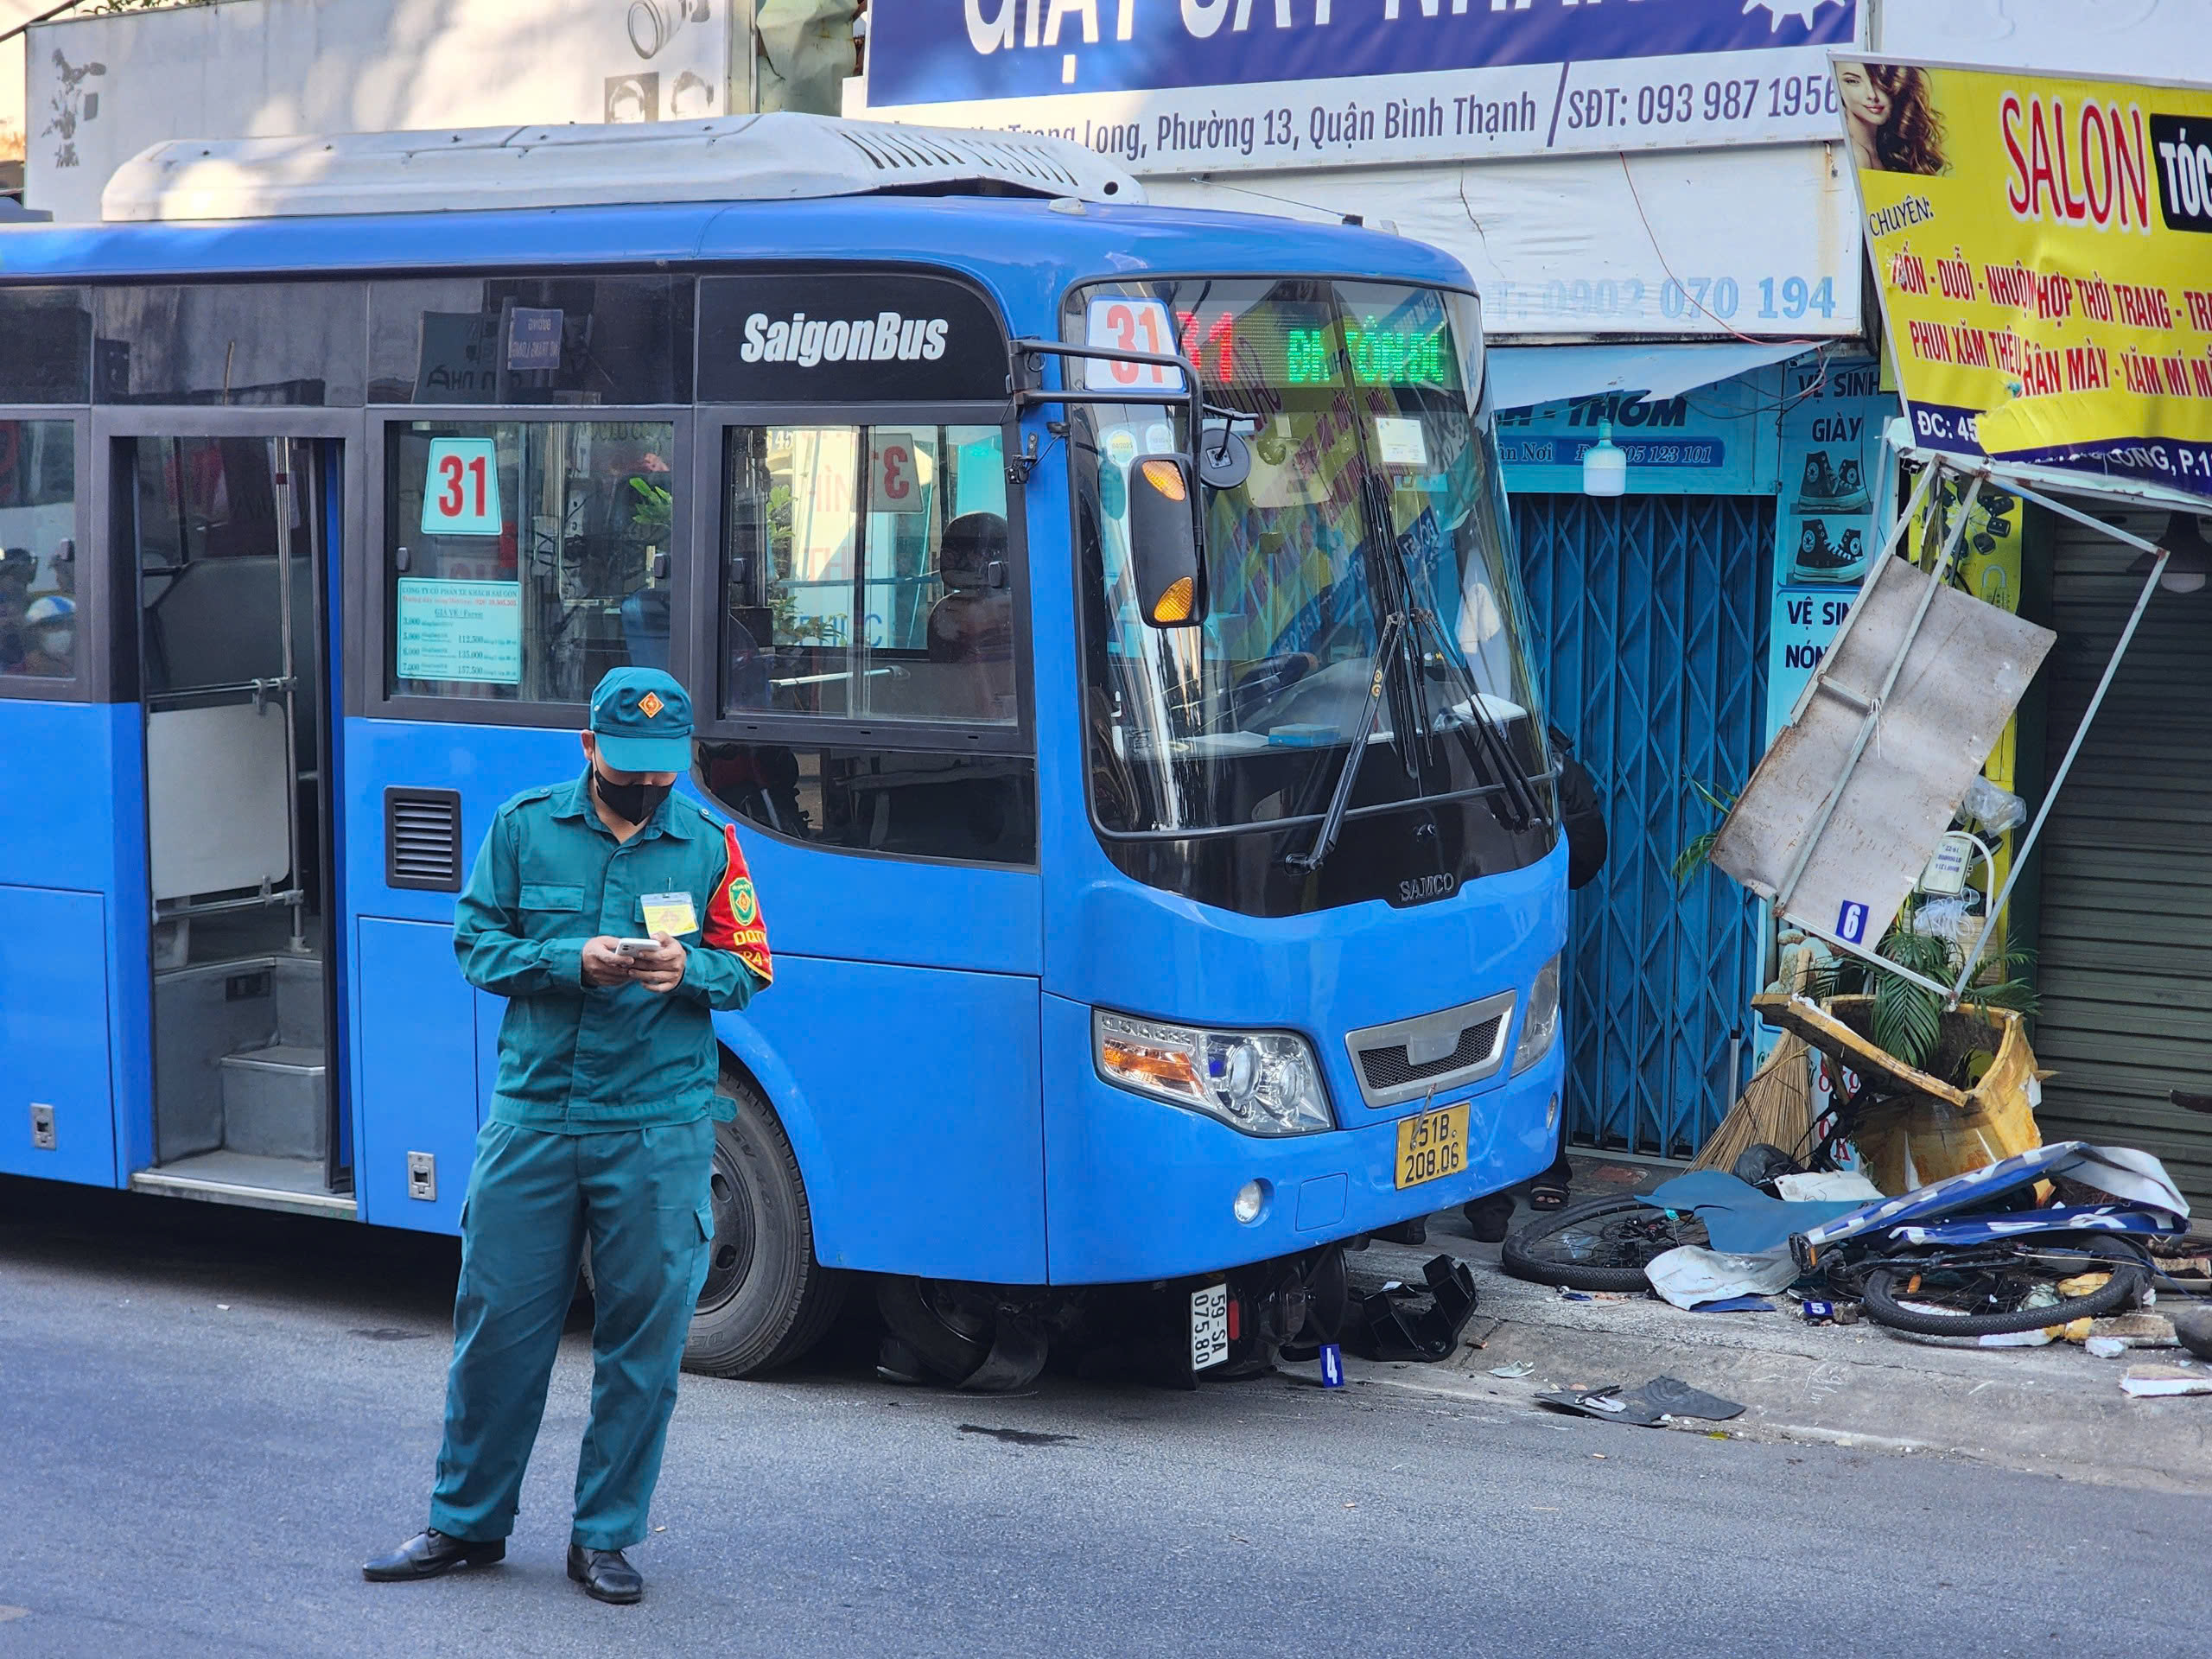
[1128,454,1205,629]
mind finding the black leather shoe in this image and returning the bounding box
[362,1529,505,1582]
[568,1543,644,1604]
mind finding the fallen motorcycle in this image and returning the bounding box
[1789,1141,2191,1338]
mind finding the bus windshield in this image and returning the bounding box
[1067,278,1548,842]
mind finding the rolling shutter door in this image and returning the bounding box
[2030,509,2212,1207]
[1516,493,1773,1160]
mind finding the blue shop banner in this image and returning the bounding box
[857,0,1860,173]
[1497,377,1776,497]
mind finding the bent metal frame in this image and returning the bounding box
[1766,435,2196,1008]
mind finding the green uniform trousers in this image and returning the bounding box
[428,1117,714,1552]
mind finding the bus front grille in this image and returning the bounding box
[1343,990,1516,1109]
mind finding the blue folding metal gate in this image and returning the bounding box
[1516,493,1773,1159]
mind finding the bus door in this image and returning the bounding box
[685,381,1049,1284]
[109,414,354,1216]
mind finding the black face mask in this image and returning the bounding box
[592,766,671,827]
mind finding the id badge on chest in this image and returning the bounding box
[639,891,699,937]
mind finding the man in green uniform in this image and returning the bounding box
[365,666,772,1605]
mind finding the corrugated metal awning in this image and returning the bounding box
[1488,340,1807,413]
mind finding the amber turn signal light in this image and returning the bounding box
[1140,458,1189,502]
[1148,576,1196,624]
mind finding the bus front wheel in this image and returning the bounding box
[682,1065,847,1378]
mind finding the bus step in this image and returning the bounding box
[219,1045,328,1160]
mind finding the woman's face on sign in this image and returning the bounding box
[1838,64,1891,127]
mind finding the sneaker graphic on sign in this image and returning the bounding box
[1793,449,1840,512]
[1793,448,1872,514]
[1790,518,1868,585]
[1831,458,1871,512]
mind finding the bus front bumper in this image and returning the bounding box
[1039,992,1565,1286]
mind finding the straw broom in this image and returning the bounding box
[1691,1031,1815,1173]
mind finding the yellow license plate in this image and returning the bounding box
[1395,1102,1469,1190]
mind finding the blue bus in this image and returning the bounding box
[0,117,1564,1385]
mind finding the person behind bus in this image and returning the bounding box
[16,594,74,677]
[364,666,772,1605]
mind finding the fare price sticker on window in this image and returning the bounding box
[420,438,503,537]
[1085,297,1186,394]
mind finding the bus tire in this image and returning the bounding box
[683,1064,847,1378]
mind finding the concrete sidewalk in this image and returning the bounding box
[1325,1160,2212,1495]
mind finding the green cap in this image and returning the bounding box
[588,666,693,773]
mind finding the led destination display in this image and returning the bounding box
[1168,302,1459,392]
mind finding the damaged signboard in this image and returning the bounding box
[1711,544,2053,955]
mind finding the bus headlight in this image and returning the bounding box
[1513,955,1562,1074]
[1094,1011,1332,1136]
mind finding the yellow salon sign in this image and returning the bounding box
[1840,57,2212,500]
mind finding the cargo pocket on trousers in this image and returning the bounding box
[688,1199,717,1300]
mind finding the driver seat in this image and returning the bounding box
[925,512,1014,721]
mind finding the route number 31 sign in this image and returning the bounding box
[420,437,504,537]
[1085,296,1187,393]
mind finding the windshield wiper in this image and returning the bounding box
[1362,461,1541,834]
[1282,480,1440,874]
[1281,611,1405,874]
[1414,606,1541,832]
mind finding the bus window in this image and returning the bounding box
[384,419,677,702]
[94,284,365,407]
[368,276,694,406]
[695,741,1037,866]
[719,424,1013,724]
[0,289,92,404]
[0,420,79,683]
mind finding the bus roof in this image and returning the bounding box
[102,116,1143,224]
[0,194,1472,316]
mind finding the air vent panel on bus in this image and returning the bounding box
[103,113,1142,223]
[385,788,464,893]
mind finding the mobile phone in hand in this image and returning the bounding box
[614,937,660,956]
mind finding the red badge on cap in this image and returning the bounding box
[639,691,664,719]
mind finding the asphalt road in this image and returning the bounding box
[4,1176,2207,1659]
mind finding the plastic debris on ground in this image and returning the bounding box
[1977,1326,2058,1348]
[1643,1243,1799,1310]
[1771,1172,1886,1204]
[1344,1255,1479,1362]
[2075,1313,2175,1350]
[1689,1295,1774,1313]
[1535,1376,1747,1427]
[2121,1363,2212,1398]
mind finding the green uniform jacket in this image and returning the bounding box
[452,769,772,1130]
